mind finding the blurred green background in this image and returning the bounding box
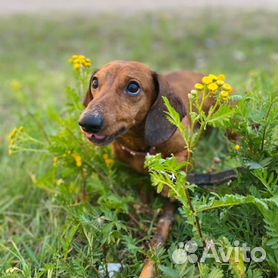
[0,10,276,134]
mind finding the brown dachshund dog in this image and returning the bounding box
[79,60,237,184]
[79,61,238,277]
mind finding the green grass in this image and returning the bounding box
[0,11,276,130]
[0,10,277,277]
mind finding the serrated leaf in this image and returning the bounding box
[207,105,235,128]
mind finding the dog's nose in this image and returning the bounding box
[79,114,104,134]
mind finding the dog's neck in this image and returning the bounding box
[116,119,151,152]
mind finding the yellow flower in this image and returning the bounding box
[72,153,82,167]
[8,126,24,154]
[207,83,218,92]
[30,173,37,184]
[221,91,229,101]
[209,74,218,81]
[9,128,17,141]
[194,83,204,90]
[56,179,64,186]
[53,157,59,167]
[202,76,213,85]
[85,61,91,67]
[10,80,23,92]
[73,64,81,71]
[216,80,224,86]
[234,144,241,151]
[103,154,114,167]
[217,74,225,81]
[9,127,23,141]
[222,83,232,92]
[69,54,92,71]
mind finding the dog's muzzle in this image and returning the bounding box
[79,113,104,134]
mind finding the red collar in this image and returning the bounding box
[119,143,156,156]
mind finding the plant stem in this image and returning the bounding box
[180,90,220,241]
[183,187,203,239]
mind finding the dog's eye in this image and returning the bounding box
[91,77,99,89]
[126,81,141,96]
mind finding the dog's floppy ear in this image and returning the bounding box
[83,70,99,107]
[144,73,186,146]
[83,87,93,107]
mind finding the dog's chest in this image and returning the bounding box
[112,142,148,174]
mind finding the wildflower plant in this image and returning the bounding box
[6,55,152,277]
[146,74,237,240]
[8,55,116,200]
[145,72,278,276]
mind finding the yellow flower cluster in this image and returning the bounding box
[8,127,23,155]
[72,153,82,167]
[194,74,233,101]
[53,157,59,167]
[10,80,23,92]
[56,179,64,186]
[69,55,92,71]
[234,144,241,151]
[53,152,83,168]
[103,154,114,167]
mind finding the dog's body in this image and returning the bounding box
[79,60,239,186]
[79,60,210,174]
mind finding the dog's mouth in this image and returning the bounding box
[83,127,127,146]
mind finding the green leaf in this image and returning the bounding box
[196,194,269,214]
[207,105,235,128]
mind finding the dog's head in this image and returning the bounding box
[79,61,185,146]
